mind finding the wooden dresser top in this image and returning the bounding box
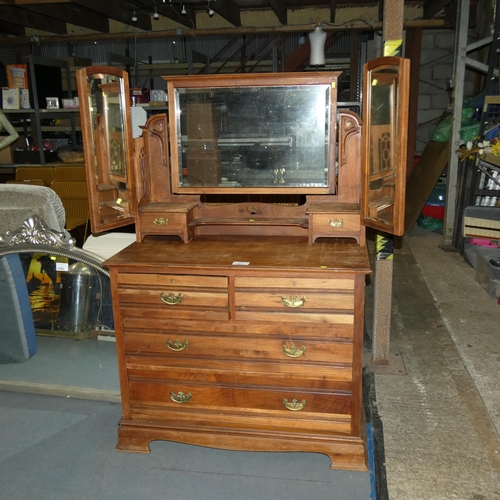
[105,236,371,274]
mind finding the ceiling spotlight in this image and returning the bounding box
[131,10,138,22]
[153,8,159,19]
[181,4,186,14]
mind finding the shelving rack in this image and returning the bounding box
[2,55,79,166]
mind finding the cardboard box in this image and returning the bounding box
[2,88,19,109]
[0,135,25,164]
[6,64,28,89]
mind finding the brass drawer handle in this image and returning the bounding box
[283,398,306,411]
[328,218,344,228]
[281,295,306,308]
[170,391,191,404]
[166,339,188,352]
[282,344,306,358]
[153,217,169,225]
[160,292,183,305]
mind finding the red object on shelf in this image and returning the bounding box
[422,204,445,220]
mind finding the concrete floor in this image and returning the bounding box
[369,228,500,499]
[1,228,499,499]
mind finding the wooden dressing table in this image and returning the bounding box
[77,60,409,470]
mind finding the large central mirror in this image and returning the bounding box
[166,74,338,195]
[77,67,135,234]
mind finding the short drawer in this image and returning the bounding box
[138,211,186,233]
[128,380,352,417]
[117,274,229,320]
[123,331,353,364]
[117,273,227,289]
[234,277,354,324]
[310,213,361,234]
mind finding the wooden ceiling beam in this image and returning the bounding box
[0,5,67,32]
[267,0,287,25]
[423,0,454,19]
[330,0,337,23]
[213,0,241,27]
[0,18,25,35]
[19,3,110,32]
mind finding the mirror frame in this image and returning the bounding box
[361,56,410,236]
[76,66,136,234]
[164,73,340,196]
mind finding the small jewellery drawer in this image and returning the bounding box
[310,213,361,234]
[123,331,353,364]
[138,212,187,233]
[234,276,354,324]
[128,380,352,416]
[117,273,228,320]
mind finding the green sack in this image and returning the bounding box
[417,215,444,231]
[430,107,477,143]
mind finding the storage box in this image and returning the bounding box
[463,206,500,241]
[2,88,19,109]
[0,135,25,164]
[475,247,500,298]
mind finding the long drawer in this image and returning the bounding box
[128,379,352,417]
[126,356,354,388]
[121,316,355,340]
[123,331,353,364]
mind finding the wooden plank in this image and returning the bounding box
[405,139,450,233]
[268,0,287,25]
[405,28,422,178]
[423,0,454,19]
[21,3,109,32]
[0,4,67,32]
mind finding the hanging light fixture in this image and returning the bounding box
[207,0,214,16]
[131,10,138,22]
[153,2,159,20]
[181,3,186,14]
[308,22,327,67]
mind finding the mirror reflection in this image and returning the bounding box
[367,66,399,226]
[86,73,132,225]
[174,85,331,188]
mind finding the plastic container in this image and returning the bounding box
[475,247,500,298]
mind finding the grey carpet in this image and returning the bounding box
[0,391,371,500]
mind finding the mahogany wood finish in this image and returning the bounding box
[78,66,410,470]
[107,237,370,470]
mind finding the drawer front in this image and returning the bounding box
[126,356,354,388]
[122,316,355,341]
[128,380,352,417]
[123,331,353,364]
[116,273,229,320]
[311,213,361,233]
[234,277,355,290]
[234,277,354,324]
[138,212,185,233]
[117,274,227,289]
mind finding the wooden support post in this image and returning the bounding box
[372,0,404,366]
